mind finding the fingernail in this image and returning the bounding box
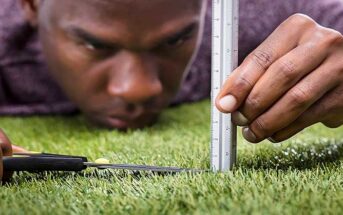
[219,95,237,112]
[243,127,257,143]
[268,137,278,143]
[232,111,249,126]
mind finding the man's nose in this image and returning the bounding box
[106,52,162,104]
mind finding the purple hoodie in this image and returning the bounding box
[1,0,343,115]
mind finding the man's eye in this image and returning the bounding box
[164,25,196,48]
[166,37,187,47]
[83,42,108,51]
[166,34,194,47]
[80,41,117,58]
[84,43,97,51]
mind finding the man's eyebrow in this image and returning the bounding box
[158,22,198,45]
[166,23,197,41]
[65,21,198,50]
[66,27,117,49]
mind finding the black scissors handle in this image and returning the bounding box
[13,153,88,161]
[3,154,88,172]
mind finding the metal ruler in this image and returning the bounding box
[211,0,239,172]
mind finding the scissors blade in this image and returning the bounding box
[84,162,205,173]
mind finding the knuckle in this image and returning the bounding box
[245,95,263,114]
[251,117,270,138]
[311,27,343,49]
[286,13,317,30]
[234,75,253,90]
[249,49,274,70]
[321,29,343,46]
[288,86,311,107]
[275,59,297,81]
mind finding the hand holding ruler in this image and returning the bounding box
[211,0,239,172]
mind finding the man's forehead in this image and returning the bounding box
[92,0,203,5]
[68,0,202,9]
[45,0,204,23]
[47,0,205,29]
[43,0,206,49]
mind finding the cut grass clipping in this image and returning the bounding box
[0,100,342,215]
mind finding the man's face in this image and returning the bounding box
[29,0,206,129]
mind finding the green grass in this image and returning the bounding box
[0,100,342,215]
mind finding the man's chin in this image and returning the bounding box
[86,114,160,130]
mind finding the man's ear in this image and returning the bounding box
[20,0,41,27]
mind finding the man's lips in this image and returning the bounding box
[88,111,161,129]
[84,103,165,129]
[106,117,130,129]
[106,114,159,129]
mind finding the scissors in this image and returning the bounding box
[2,152,204,177]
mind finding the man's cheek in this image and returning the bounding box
[157,59,185,92]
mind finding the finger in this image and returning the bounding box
[232,111,249,126]
[239,38,329,124]
[272,82,343,142]
[12,145,29,153]
[321,85,343,128]
[0,129,12,157]
[0,149,3,181]
[0,129,28,153]
[0,129,13,183]
[243,61,340,143]
[269,101,325,142]
[215,15,316,113]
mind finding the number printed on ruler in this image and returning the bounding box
[211,0,239,172]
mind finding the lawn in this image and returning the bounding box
[0,100,342,215]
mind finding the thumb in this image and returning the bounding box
[12,145,29,153]
[0,129,13,157]
[0,129,29,153]
[0,129,13,183]
[0,148,3,181]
